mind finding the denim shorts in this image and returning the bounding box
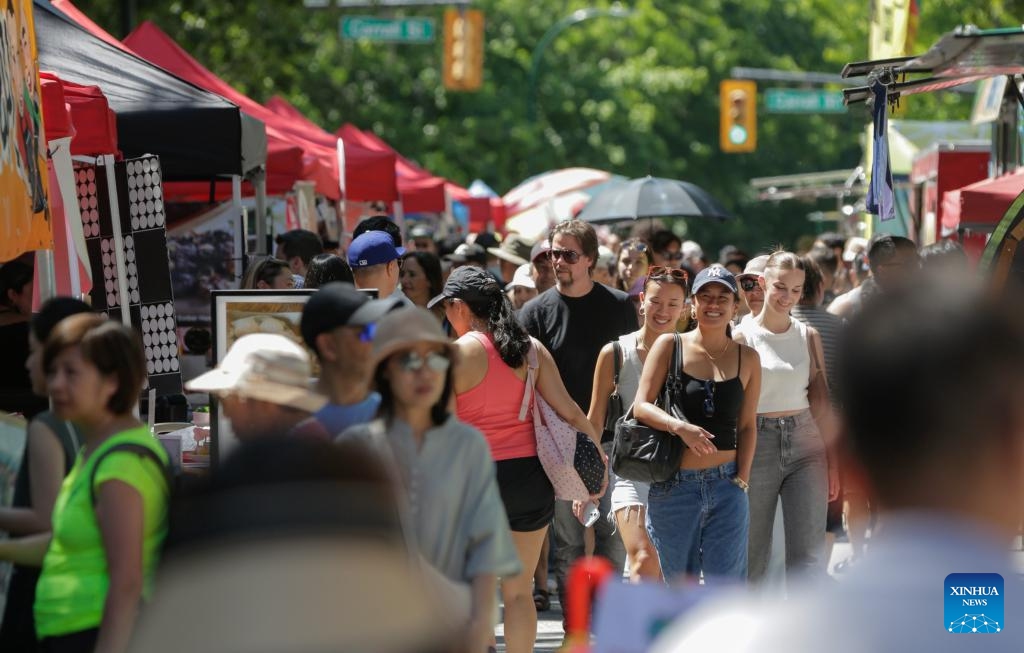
[646,461,749,582]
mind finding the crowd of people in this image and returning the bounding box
[1,214,1021,653]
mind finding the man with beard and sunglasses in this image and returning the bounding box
[518,220,636,619]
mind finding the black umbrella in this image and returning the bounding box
[577,175,732,224]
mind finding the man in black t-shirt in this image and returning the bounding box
[519,220,636,617]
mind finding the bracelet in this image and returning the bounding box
[732,477,750,493]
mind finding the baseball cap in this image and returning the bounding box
[737,254,769,280]
[505,264,536,291]
[348,231,404,269]
[427,265,503,309]
[691,265,738,295]
[444,243,487,265]
[371,306,455,368]
[597,246,616,269]
[186,334,327,413]
[408,224,434,240]
[530,239,551,263]
[487,234,533,267]
[300,282,396,351]
[682,240,704,261]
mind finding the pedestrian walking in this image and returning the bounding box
[634,266,761,582]
[518,220,635,613]
[399,251,443,317]
[239,256,295,290]
[587,265,691,581]
[735,254,768,325]
[274,228,324,281]
[302,253,354,289]
[348,231,408,302]
[734,252,839,583]
[0,298,92,651]
[0,314,170,653]
[439,266,599,653]
[615,238,653,295]
[339,306,521,653]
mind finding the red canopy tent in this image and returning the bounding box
[40,73,118,156]
[943,170,1024,232]
[124,21,396,203]
[332,121,448,213]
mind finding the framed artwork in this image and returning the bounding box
[209,289,315,464]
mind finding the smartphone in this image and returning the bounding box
[582,501,601,528]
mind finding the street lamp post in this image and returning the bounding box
[526,5,632,122]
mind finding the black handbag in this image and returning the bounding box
[601,341,625,443]
[611,333,686,483]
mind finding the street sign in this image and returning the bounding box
[764,88,846,113]
[341,16,435,43]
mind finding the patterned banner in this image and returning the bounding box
[0,0,51,261]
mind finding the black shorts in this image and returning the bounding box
[495,456,555,532]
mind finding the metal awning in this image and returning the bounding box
[842,26,1024,104]
[750,168,865,202]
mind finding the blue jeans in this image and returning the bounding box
[646,461,749,582]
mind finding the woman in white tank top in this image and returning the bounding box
[734,251,839,584]
[588,268,688,581]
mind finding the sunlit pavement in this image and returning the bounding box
[496,539,1024,652]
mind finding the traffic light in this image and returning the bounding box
[443,9,484,92]
[720,80,757,153]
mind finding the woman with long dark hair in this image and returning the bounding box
[0,314,170,653]
[587,266,688,581]
[339,306,519,653]
[303,253,353,289]
[435,266,600,653]
[634,265,761,582]
[400,251,443,314]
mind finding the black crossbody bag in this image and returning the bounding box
[611,333,686,483]
[601,341,625,444]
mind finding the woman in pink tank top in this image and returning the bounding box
[430,266,598,653]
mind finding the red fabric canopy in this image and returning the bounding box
[124,21,396,202]
[39,72,118,155]
[942,170,1024,231]
[332,122,447,213]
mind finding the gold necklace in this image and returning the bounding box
[702,339,731,361]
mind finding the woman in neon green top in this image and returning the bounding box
[0,314,169,653]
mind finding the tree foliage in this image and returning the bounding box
[73,0,1020,254]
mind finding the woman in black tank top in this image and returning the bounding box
[635,266,761,582]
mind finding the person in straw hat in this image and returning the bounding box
[339,306,520,652]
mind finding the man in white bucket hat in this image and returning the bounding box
[187,333,327,441]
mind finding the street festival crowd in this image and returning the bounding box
[1,217,1023,653]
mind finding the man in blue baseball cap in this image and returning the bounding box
[348,230,407,302]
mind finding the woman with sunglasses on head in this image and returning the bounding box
[436,266,600,653]
[734,251,839,584]
[634,265,761,582]
[339,305,519,653]
[0,314,170,653]
[240,256,296,290]
[587,266,690,581]
[616,238,653,295]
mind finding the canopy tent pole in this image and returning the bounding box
[442,187,454,239]
[254,167,268,255]
[393,201,407,239]
[232,176,246,266]
[102,155,132,327]
[51,138,91,299]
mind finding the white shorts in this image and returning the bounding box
[610,471,650,515]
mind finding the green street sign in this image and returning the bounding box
[341,16,435,43]
[764,88,846,114]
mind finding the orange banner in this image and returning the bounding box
[1,0,51,262]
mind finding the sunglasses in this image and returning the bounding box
[623,241,649,253]
[646,266,689,286]
[349,323,377,343]
[394,350,451,373]
[739,277,760,292]
[703,379,716,418]
[659,250,685,261]
[548,248,582,264]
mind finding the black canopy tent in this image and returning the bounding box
[34,0,266,181]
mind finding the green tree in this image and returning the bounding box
[72,0,1018,254]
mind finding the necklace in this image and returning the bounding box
[702,339,731,361]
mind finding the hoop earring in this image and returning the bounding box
[638,305,646,317]
[690,308,697,320]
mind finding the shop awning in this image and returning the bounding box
[125,21,397,202]
[943,170,1024,232]
[35,0,267,180]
